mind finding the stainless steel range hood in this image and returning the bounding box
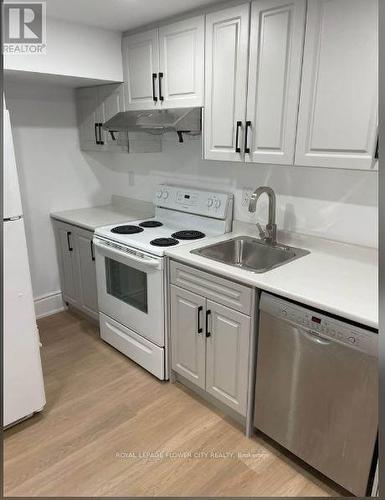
[102,107,202,141]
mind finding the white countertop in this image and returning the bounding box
[165,221,378,329]
[50,196,155,232]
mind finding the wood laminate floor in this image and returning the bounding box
[4,310,346,497]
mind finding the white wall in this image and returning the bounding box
[86,135,378,248]
[4,80,114,308]
[5,17,123,82]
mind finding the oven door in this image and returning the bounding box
[94,238,164,346]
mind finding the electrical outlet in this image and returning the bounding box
[241,188,253,207]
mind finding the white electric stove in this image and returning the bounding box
[93,185,233,380]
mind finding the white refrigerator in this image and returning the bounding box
[3,105,46,427]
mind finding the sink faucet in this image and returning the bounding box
[248,186,277,245]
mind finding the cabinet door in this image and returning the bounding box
[158,16,204,108]
[245,0,306,165]
[98,84,126,150]
[170,285,206,389]
[57,227,80,306]
[76,87,101,151]
[295,0,378,170]
[204,4,250,161]
[206,301,250,416]
[76,232,98,319]
[122,29,159,110]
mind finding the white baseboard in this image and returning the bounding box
[34,291,66,319]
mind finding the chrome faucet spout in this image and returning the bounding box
[248,186,277,245]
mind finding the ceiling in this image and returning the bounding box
[43,0,224,32]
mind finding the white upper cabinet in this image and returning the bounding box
[123,17,204,110]
[98,84,125,150]
[245,0,306,164]
[204,4,250,161]
[122,29,160,110]
[76,87,102,151]
[76,84,125,151]
[295,0,378,170]
[159,16,204,108]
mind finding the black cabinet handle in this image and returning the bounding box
[98,123,104,145]
[94,123,99,145]
[206,310,211,338]
[235,121,242,153]
[152,73,158,102]
[244,121,251,154]
[197,306,203,334]
[158,72,164,101]
[90,240,95,261]
[67,232,73,252]
[375,135,379,159]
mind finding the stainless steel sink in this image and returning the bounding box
[191,236,310,273]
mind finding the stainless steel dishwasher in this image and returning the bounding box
[254,293,378,497]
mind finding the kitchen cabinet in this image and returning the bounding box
[53,220,98,320]
[245,0,306,164]
[77,233,98,317]
[170,285,206,389]
[76,86,101,152]
[204,0,305,164]
[56,224,81,307]
[76,84,125,152]
[206,301,250,415]
[122,29,159,111]
[204,4,250,162]
[122,16,204,110]
[170,261,253,416]
[295,0,378,170]
[205,0,378,170]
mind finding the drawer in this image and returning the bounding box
[170,260,252,315]
[100,313,165,380]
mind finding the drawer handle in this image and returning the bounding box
[206,310,211,338]
[197,306,203,334]
[90,240,95,261]
[244,120,251,154]
[158,72,164,101]
[235,121,242,153]
[67,231,73,252]
[98,123,104,145]
[152,73,158,102]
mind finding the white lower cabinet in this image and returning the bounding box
[170,261,253,417]
[77,233,98,318]
[56,225,81,307]
[206,301,250,415]
[170,285,206,389]
[53,220,98,320]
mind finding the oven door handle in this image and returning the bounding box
[93,239,162,270]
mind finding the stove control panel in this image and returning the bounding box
[155,185,233,220]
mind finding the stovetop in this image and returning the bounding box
[94,185,234,257]
[94,218,216,257]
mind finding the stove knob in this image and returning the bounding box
[156,191,162,199]
[162,191,169,200]
[214,199,221,208]
[207,199,214,207]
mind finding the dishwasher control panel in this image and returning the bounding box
[260,293,378,357]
